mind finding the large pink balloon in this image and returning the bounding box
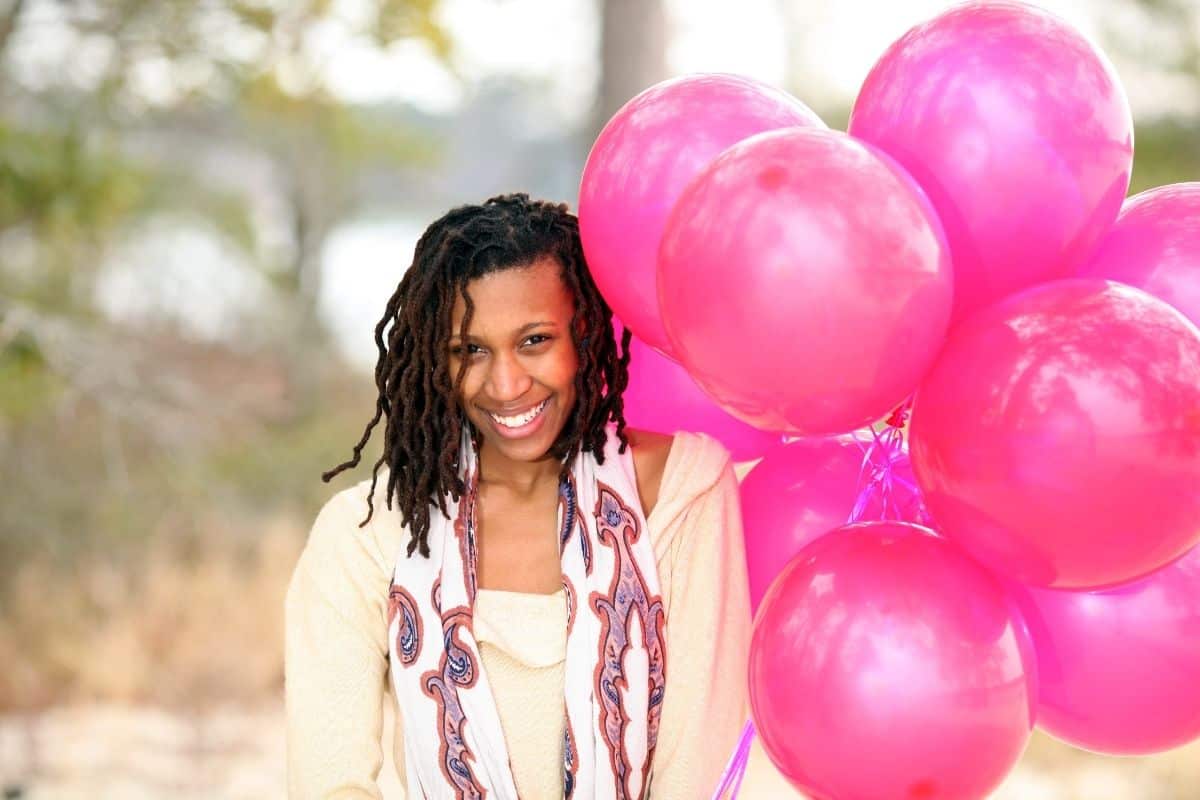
[849,1,1133,323]
[910,279,1200,589]
[658,127,953,435]
[1079,183,1200,324]
[1010,546,1200,755]
[579,74,823,355]
[621,325,780,461]
[740,437,920,610]
[749,522,1035,800]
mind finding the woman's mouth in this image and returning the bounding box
[485,398,550,438]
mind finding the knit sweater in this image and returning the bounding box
[284,430,801,799]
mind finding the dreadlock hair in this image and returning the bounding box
[323,193,634,559]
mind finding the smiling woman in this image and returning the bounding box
[448,258,580,468]
[284,194,751,799]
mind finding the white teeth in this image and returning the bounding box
[489,399,548,428]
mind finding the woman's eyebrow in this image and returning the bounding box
[517,321,556,333]
[448,321,558,343]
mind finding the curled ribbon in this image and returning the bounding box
[711,400,930,799]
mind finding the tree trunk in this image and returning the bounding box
[593,0,670,138]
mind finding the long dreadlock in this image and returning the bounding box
[323,193,634,558]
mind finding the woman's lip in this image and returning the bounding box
[486,399,548,417]
[484,397,551,439]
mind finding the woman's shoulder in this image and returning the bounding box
[626,427,674,517]
[656,428,733,485]
[303,470,408,576]
[626,428,733,521]
[628,429,739,593]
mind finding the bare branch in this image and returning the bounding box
[0,0,27,57]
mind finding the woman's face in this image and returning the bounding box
[448,256,580,465]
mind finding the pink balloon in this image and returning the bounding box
[620,325,780,461]
[740,437,920,611]
[749,522,1035,800]
[848,1,1133,323]
[910,278,1200,589]
[1079,183,1200,324]
[579,73,823,355]
[1009,546,1200,755]
[658,127,953,435]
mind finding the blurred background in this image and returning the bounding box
[1,0,1198,797]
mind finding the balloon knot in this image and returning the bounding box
[885,401,911,430]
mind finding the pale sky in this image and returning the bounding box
[62,0,1186,368]
[319,0,1111,120]
[317,0,1122,370]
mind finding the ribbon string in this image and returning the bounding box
[710,719,756,800]
[710,400,929,799]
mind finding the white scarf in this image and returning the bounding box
[387,424,667,799]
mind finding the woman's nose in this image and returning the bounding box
[486,351,533,402]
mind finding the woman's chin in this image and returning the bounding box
[477,421,567,465]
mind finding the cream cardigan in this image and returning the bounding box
[284,430,801,799]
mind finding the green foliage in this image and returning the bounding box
[1,0,452,296]
[0,332,61,422]
[0,125,147,235]
[236,71,439,172]
[0,0,453,599]
[198,380,381,514]
[0,121,258,313]
[1131,118,1200,194]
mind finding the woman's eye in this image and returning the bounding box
[450,338,547,356]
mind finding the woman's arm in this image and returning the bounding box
[650,458,753,799]
[284,488,397,799]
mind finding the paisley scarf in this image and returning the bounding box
[386,423,667,799]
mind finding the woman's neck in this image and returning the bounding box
[476,440,562,497]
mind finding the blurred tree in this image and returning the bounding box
[593,0,668,137]
[0,0,453,589]
[1,0,447,324]
[773,0,1200,186]
[1110,0,1200,192]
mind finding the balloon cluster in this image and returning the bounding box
[579,2,1200,799]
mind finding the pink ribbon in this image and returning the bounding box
[710,719,755,799]
[710,400,929,799]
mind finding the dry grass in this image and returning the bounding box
[0,512,303,712]
[1005,732,1200,799]
[1,518,1198,798]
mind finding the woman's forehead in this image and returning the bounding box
[450,259,574,333]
